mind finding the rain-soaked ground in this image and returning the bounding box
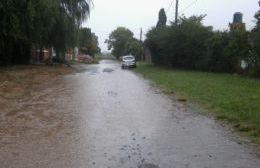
[0,60,260,168]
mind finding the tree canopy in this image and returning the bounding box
[146,14,253,74]
[0,0,92,65]
[248,1,260,76]
[125,38,143,60]
[106,27,143,59]
[79,28,100,56]
[251,1,260,62]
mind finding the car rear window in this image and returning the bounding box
[123,56,134,60]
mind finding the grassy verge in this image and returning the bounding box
[135,64,260,144]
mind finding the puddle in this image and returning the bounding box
[103,68,114,73]
[138,163,159,168]
[107,91,118,97]
[75,68,88,73]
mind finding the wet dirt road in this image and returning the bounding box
[1,60,260,168]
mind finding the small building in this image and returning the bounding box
[30,47,53,63]
[30,47,79,63]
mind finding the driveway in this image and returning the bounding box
[0,60,259,168]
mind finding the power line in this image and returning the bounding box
[179,0,198,14]
[167,0,179,24]
[170,0,199,21]
[166,0,175,13]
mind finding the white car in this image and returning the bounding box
[121,55,136,69]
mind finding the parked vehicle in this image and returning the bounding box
[78,54,94,63]
[121,55,136,69]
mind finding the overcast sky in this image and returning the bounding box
[86,0,259,52]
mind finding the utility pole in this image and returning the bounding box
[140,28,144,62]
[175,0,179,25]
[140,28,143,42]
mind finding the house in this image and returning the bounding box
[30,47,53,63]
[30,47,79,63]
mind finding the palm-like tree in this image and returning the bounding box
[50,0,93,60]
[59,0,92,25]
[0,0,93,64]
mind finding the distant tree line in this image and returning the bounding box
[145,4,260,77]
[106,27,143,60]
[0,0,95,65]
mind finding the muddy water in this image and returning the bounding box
[0,60,260,168]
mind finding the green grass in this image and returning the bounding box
[135,64,260,143]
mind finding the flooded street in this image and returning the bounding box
[1,60,260,168]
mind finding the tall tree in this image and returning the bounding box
[249,1,260,76]
[252,1,260,59]
[106,27,134,58]
[125,38,143,60]
[0,0,92,65]
[51,0,91,60]
[156,8,167,28]
[147,15,213,68]
[79,28,100,56]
